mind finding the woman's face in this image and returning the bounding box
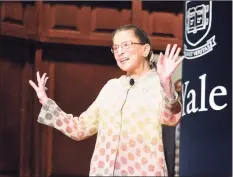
[112,30,148,73]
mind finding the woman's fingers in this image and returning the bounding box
[157,52,164,65]
[173,47,181,60]
[41,73,47,86]
[30,72,49,105]
[44,77,49,87]
[169,44,177,60]
[175,56,185,69]
[165,44,181,60]
[165,44,171,57]
[29,80,38,91]
[36,72,48,88]
[37,71,42,87]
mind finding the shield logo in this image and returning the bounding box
[185,1,212,47]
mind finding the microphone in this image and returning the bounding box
[129,78,135,86]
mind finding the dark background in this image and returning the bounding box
[180,1,232,176]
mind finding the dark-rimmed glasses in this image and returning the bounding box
[111,41,143,53]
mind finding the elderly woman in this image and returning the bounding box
[29,24,184,176]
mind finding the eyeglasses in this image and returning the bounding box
[111,41,143,53]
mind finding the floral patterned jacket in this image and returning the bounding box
[38,69,181,176]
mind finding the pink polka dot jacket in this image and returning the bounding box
[38,69,182,176]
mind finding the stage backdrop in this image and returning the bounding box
[180,1,232,176]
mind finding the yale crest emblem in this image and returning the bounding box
[184,1,217,59]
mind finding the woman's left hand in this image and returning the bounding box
[157,44,184,82]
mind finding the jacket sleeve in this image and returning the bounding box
[159,84,182,126]
[37,81,109,141]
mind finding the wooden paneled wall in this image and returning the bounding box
[0,1,183,177]
[0,1,183,49]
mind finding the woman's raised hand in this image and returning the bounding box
[157,44,184,82]
[29,71,49,105]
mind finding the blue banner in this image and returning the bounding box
[180,1,232,176]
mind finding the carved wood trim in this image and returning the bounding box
[0,2,38,39]
[0,1,184,51]
[132,0,142,27]
[35,1,43,39]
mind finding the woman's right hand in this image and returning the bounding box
[29,71,49,105]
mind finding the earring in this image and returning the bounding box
[149,52,155,66]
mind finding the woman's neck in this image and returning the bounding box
[127,62,151,79]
